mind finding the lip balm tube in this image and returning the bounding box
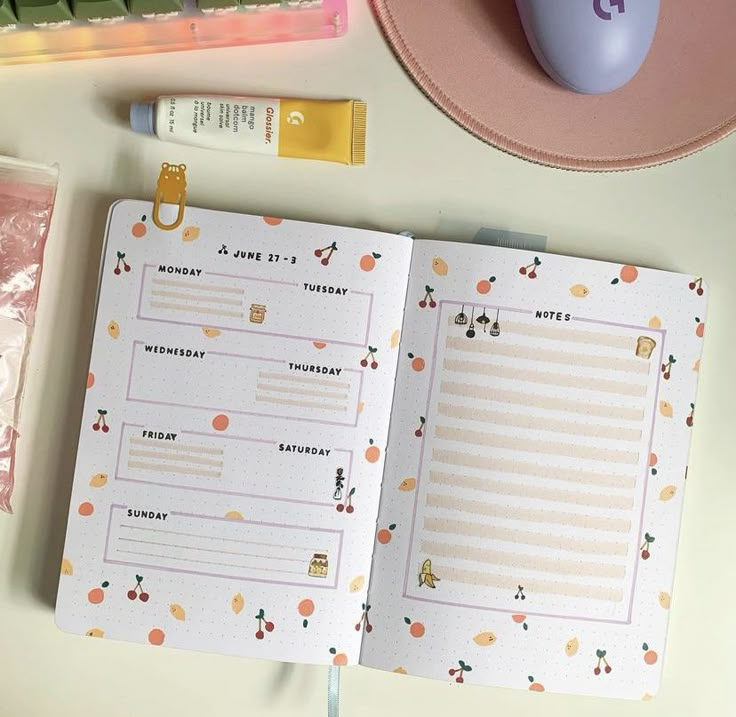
[130,95,366,166]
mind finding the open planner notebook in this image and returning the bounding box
[56,201,707,700]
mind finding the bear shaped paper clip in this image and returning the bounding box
[152,162,187,231]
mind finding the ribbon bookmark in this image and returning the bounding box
[152,162,187,231]
[327,665,340,717]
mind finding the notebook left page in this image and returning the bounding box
[55,201,413,665]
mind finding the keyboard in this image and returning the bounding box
[0,0,346,64]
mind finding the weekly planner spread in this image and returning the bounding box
[57,202,707,699]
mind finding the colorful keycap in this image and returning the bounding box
[127,0,182,14]
[70,0,128,18]
[14,0,74,23]
[0,0,18,24]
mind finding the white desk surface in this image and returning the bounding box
[0,1,734,715]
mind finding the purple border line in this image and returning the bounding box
[169,509,343,534]
[404,593,630,624]
[117,422,348,508]
[401,305,661,624]
[626,329,666,622]
[136,264,148,319]
[205,270,298,288]
[180,429,275,445]
[116,476,336,509]
[127,341,360,427]
[135,264,375,349]
[103,558,339,591]
[353,290,374,348]
[401,303,445,597]
[104,504,343,589]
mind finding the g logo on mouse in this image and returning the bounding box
[593,0,625,21]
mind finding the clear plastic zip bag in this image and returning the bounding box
[0,156,58,513]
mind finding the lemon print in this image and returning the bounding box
[231,592,245,615]
[569,284,590,298]
[565,637,579,656]
[349,575,366,593]
[390,329,401,349]
[393,667,408,675]
[648,316,662,329]
[659,485,677,501]
[658,592,671,609]
[60,558,73,576]
[659,401,673,418]
[473,631,497,646]
[107,320,120,339]
[169,603,186,621]
[432,257,449,276]
[89,473,108,488]
[85,628,104,638]
[182,226,201,242]
[224,510,244,520]
[202,327,222,338]
[399,477,417,492]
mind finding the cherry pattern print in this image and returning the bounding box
[414,416,426,437]
[254,608,274,640]
[336,486,356,514]
[594,649,612,675]
[113,251,131,275]
[448,660,472,683]
[661,354,676,380]
[519,256,541,279]
[688,277,705,296]
[92,409,110,433]
[127,575,149,602]
[640,533,655,560]
[418,285,437,309]
[360,346,378,369]
[313,242,337,266]
[355,603,373,633]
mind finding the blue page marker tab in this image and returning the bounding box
[473,228,547,252]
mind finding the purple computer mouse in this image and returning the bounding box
[515,0,660,94]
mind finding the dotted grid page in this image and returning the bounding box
[360,240,707,699]
[55,201,413,666]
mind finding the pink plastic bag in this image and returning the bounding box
[0,156,58,513]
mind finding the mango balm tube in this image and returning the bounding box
[130,96,366,166]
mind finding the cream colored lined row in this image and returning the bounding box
[421,539,626,579]
[152,278,244,295]
[437,402,642,442]
[259,371,350,390]
[443,358,648,397]
[432,448,636,489]
[255,394,348,413]
[435,424,640,465]
[426,492,631,532]
[150,301,244,319]
[129,437,223,455]
[151,290,243,307]
[445,335,649,374]
[128,449,223,468]
[423,516,629,556]
[429,471,634,510]
[255,382,349,401]
[441,381,644,421]
[435,564,623,602]
[127,461,222,478]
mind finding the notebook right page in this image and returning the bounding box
[360,240,707,699]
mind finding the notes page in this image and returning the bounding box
[360,240,706,698]
[56,201,413,665]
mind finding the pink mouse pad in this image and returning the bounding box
[373,0,736,171]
